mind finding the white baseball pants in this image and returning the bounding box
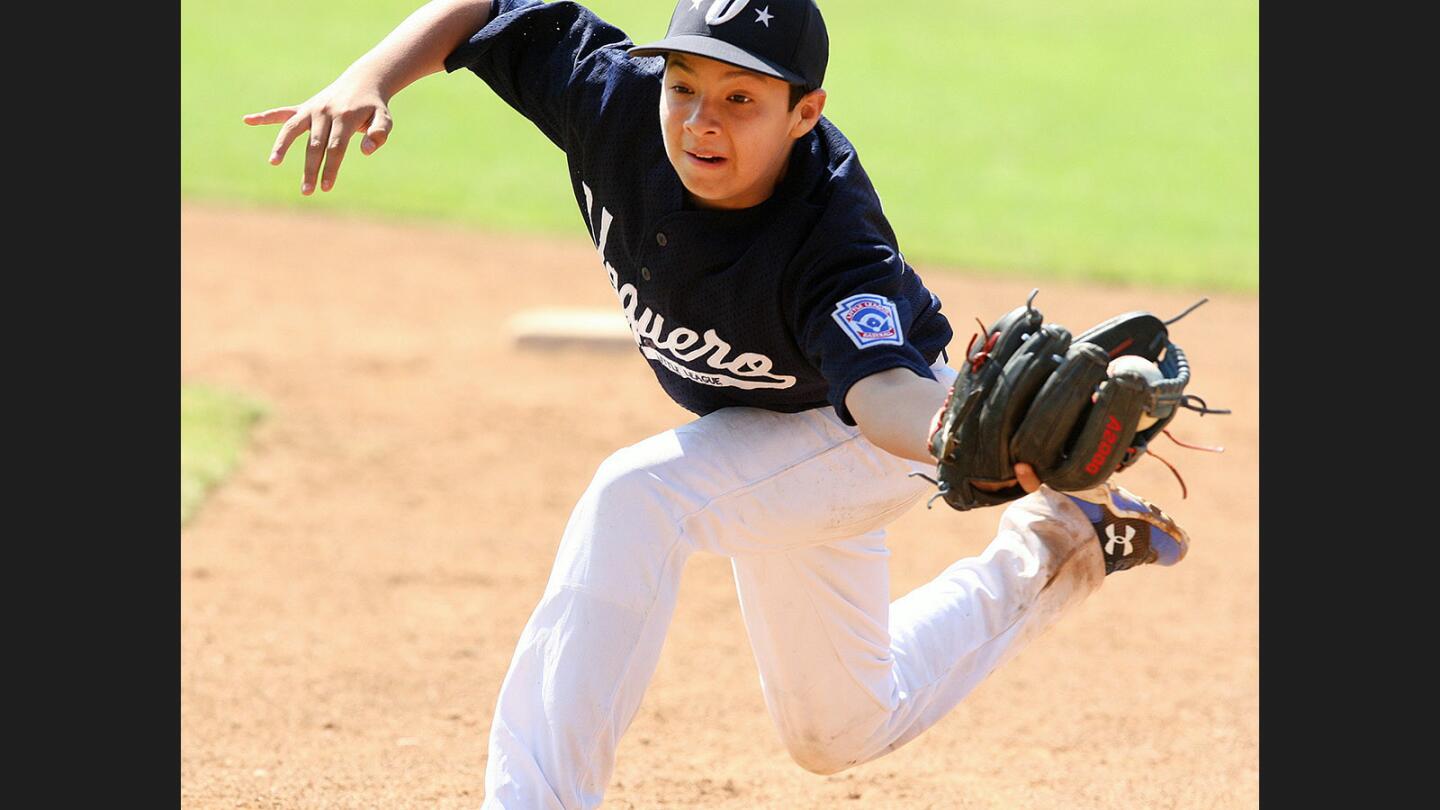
[481,364,1106,809]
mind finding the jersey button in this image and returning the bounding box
[655,232,668,247]
[640,266,652,281]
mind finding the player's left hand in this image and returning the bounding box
[925,293,1219,512]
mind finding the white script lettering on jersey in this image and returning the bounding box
[580,183,797,390]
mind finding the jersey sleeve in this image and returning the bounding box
[443,0,637,152]
[791,241,950,426]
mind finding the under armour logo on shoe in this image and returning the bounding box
[1104,524,1136,557]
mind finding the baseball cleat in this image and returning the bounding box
[1063,481,1189,574]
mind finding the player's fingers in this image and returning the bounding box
[320,124,353,192]
[301,116,332,195]
[1014,462,1041,493]
[361,108,393,155]
[243,107,299,127]
[269,114,311,166]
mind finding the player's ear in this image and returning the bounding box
[789,88,827,139]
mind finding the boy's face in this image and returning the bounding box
[660,53,826,211]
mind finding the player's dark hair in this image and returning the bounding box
[788,84,812,110]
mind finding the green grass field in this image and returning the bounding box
[181,384,268,526]
[182,0,1257,289]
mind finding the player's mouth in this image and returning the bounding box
[685,150,728,168]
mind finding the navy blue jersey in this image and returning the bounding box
[445,0,953,425]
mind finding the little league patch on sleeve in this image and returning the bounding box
[831,294,905,349]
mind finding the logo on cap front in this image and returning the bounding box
[705,0,754,25]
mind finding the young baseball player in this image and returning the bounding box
[245,1,1191,807]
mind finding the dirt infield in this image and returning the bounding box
[180,202,1259,809]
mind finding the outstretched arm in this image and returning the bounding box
[845,366,949,465]
[846,367,1040,491]
[242,0,494,194]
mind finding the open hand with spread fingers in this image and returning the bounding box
[242,77,395,195]
[240,0,500,195]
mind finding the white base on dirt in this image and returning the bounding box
[510,308,635,351]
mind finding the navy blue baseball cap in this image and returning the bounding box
[628,0,829,89]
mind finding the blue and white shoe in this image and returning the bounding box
[1064,482,1190,575]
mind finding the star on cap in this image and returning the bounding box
[689,0,703,10]
[755,6,774,27]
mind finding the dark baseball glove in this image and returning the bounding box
[921,292,1214,511]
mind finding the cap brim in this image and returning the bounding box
[627,35,807,86]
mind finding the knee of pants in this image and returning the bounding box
[577,445,681,529]
[552,446,691,602]
[776,719,875,776]
[783,739,864,776]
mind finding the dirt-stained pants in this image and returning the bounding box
[481,363,1105,809]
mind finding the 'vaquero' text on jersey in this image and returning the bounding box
[445,0,953,424]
